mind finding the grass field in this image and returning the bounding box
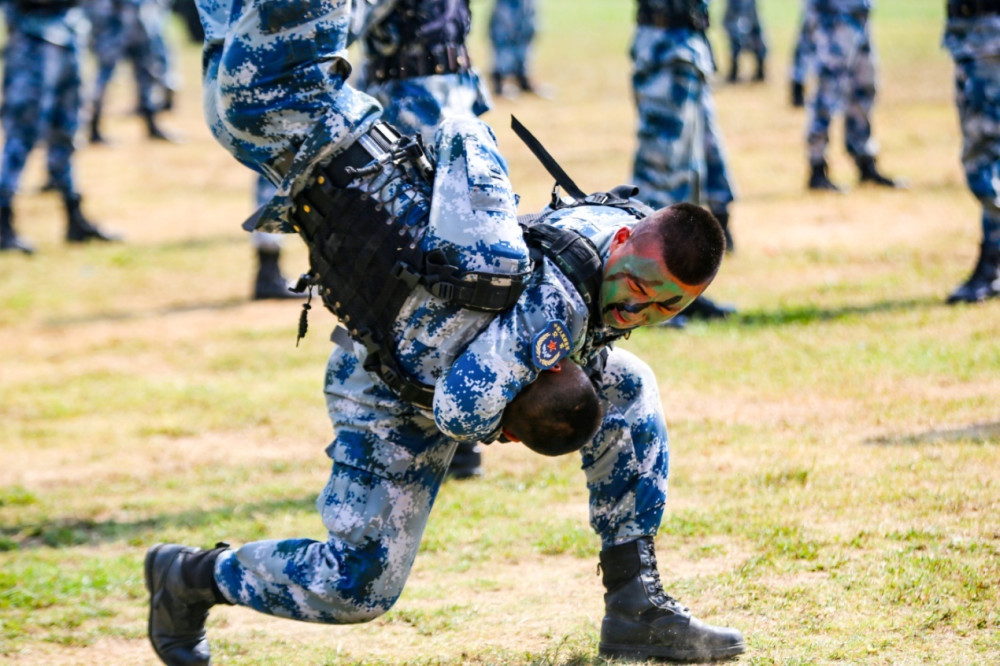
[1,0,998,664]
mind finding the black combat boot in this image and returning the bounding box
[599,537,745,663]
[491,71,504,96]
[791,81,805,108]
[253,248,306,300]
[753,55,765,82]
[713,210,734,254]
[726,50,739,83]
[146,543,231,666]
[90,99,108,144]
[856,156,903,188]
[0,205,34,254]
[64,193,122,243]
[143,109,179,142]
[947,242,1000,304]
[684,295,736,321]
[447,440,483,480]
[808,161,843,193]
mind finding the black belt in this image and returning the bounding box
[636,9,709,31]
[366,44,471,83]
[948,0,1000,18]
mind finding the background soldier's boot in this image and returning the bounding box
[146,543,230,666]
[727,51,739,83]
[754,55,766,82]
[685,295,736,321]
[808,161,843,192]
[947,242,1000,304]
[90,100,108,144]
[253,248,305,300]
[599,537,745,662]
[0,206,34,254]
[491,71,504,96]
[143,109,178,142]
[791,81,805,107]
[713,210,734,254]
[64,194,122,243]
[447,440,483,480]
[857,156,903,188]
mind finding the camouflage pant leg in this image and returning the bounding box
[198,0,381,211]
[724,1,766,59]
[214,347,453,622]
[807,13,871,164]
[791,8,817,85]
[632,60,734,212]
[363,72,490,144]
[0,33,79,202]
[125,10,161,113]
[954,55,1000,248]
[582,348,670,548]
[843,27,877,160]
[89,0,128,101]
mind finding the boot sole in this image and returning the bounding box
[599,641,746,663]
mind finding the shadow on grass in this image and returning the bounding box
[0,495,316,551]
[727,296,939,328]
[42,296,251,327]
[865,421,1000,446]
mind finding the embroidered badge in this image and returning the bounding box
[531,321,572,369]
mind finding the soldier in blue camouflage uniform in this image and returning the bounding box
[790,0,817,106]
[488,0,544,96]
[0,0,120,253]
[944,0,1000,303]
[723,0,767,83]
[805,0,901,191]
[85,0,176,143]
[143,1,746,663]
[354,0,491,479]
[630,0,738,324]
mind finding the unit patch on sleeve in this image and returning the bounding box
[531,321,572,369]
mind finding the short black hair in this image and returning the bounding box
[637,203,725,286]
[502,362,602,457]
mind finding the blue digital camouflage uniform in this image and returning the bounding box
[196,0,672,622]
[488,0,536,79]
[791,0,818,87]
[0,1,86,205]
[723,0,766,65]
[86,0,168,115]
[944,10,1000,252]
[806,0,879,166]
[630,0,736,218]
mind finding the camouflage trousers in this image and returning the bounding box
[489,0,536,76]
[0,32,80,204]
[214,346,670,621]
[791,6,817,85]
[631,60,736,214]
[89,0,163,112]
[724,0,767,60]
[807,10,878,165]
[954,54,1000,249]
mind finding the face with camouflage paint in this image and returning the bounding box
[600,227,706,329]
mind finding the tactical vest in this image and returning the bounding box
[364,0,473,83]
[290,119,648,409]
[636,0,710,31]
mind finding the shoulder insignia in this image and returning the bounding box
[531,321,572,369]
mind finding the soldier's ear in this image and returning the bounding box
[611,227,631,250]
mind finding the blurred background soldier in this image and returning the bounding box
[805,0,901,192]
[723,0,767,83]
[944,0,1000,304]
[630,0,737,323]
[0,0,120,253]
[488,0,545,97]
[790,0,817,107]
[86,0,177,143]
[353,0,491,479]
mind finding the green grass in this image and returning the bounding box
[1,0,998,663]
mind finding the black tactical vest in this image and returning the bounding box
[364,0,471,58]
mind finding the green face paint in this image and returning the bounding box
[600,236,702,329]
